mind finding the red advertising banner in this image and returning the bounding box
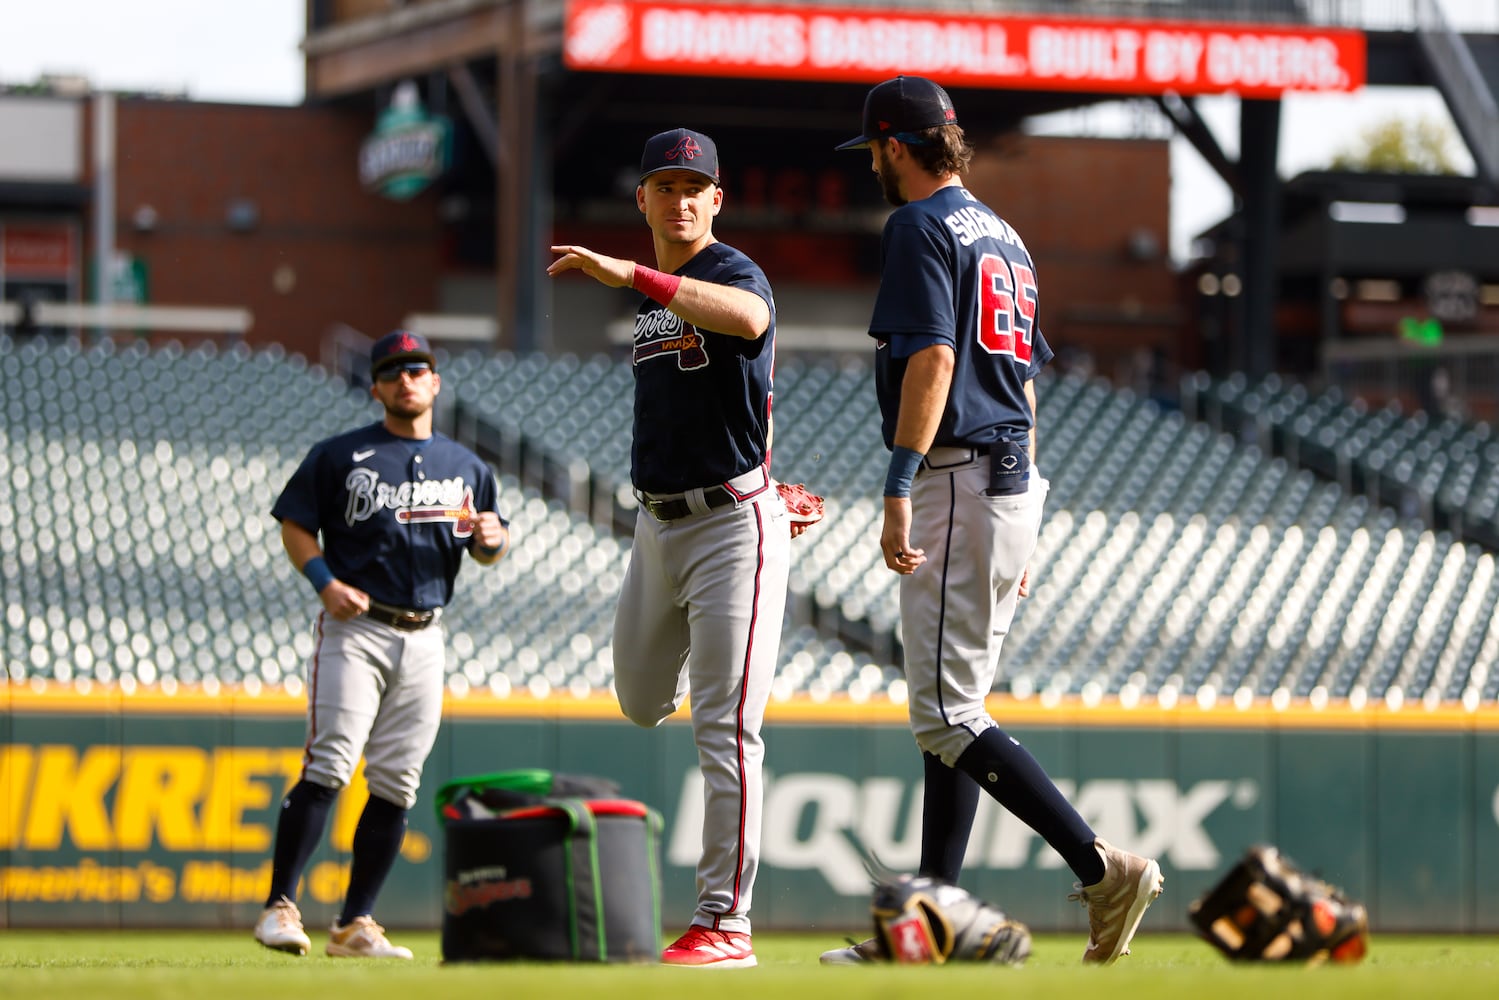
[563,1,1365,97]
[2,224,76,280]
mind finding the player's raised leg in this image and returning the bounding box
[612,513,692,728]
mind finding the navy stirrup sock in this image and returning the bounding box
[339,795,409,925]
[264,779,339,907]
[918,751,980,884]
[954,727,1105,885]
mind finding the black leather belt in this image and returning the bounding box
[641,485,736,522]
[366,601,437,631]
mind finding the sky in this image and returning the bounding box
[1,0,1494,264]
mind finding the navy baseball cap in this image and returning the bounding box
[370,330,436,373]
[639,128,720,184]
[836,75,959,150]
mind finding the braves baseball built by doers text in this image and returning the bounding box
[254,331,511,959]
[823,77,1163,965]
[547,128,791,968]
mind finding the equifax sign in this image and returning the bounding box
[670,770,1260,893]
[564,1,1365,97]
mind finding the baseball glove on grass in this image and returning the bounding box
[1188,844,1369,964]
[776,481,825,527]
[870,875,1031,966]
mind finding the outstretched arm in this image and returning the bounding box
[547,244,770,340]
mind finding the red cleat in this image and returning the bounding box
[661,926,757,968]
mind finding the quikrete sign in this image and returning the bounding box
[0,744,428,905]
[563,0,1365,97]
[5,712,1497,930]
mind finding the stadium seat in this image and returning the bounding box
[6,335,1499,708]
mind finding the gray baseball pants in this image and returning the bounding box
[302,612,446,809]
[613,475,790,934]
[901,448,1049,766]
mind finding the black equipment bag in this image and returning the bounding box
[436,770,662,963]
[1188,844,1369,964]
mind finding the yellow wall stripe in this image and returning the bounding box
[5,683,1498,731]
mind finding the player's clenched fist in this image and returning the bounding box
[319,580,370,621]
[470,511,510,563]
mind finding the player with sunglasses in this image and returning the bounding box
[254,330,510,959]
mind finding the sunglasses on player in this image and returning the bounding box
[374,362,433,383]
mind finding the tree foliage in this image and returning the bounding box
[1330,116,1461,174]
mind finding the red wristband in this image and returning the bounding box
[631,265,682,306]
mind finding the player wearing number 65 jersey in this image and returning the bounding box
[823,77,1162,967]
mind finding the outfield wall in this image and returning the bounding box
[4,689,1499,934]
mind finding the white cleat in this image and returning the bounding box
[253,896,310,956]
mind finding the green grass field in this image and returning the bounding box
[1,930,1496,1000]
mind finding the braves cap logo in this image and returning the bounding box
[640,128,719,183]
[370,328,434,371]
[667,135,705,163]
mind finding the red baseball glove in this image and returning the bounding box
[776,482,825,529]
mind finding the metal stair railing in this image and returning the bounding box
[1414,0,1499,185]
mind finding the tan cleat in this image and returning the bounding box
[1071,838,1164,964]
[325,915,413,959]
[253,896,310,956]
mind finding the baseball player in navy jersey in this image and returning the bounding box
[253,330,510,959]
[547,127,791,968]
[822,77,1162,966]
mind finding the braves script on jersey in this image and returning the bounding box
[871,185,1054,448]
[273,424,499,609]
[630,241,777,493]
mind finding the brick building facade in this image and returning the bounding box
[3,90,1178,381]
[111,99,444,359]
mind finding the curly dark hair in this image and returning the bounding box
[903,123,974,177]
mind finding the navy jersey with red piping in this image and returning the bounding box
[272,423,504,610]
[629,241,776,494]
[869,185,1054,449]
